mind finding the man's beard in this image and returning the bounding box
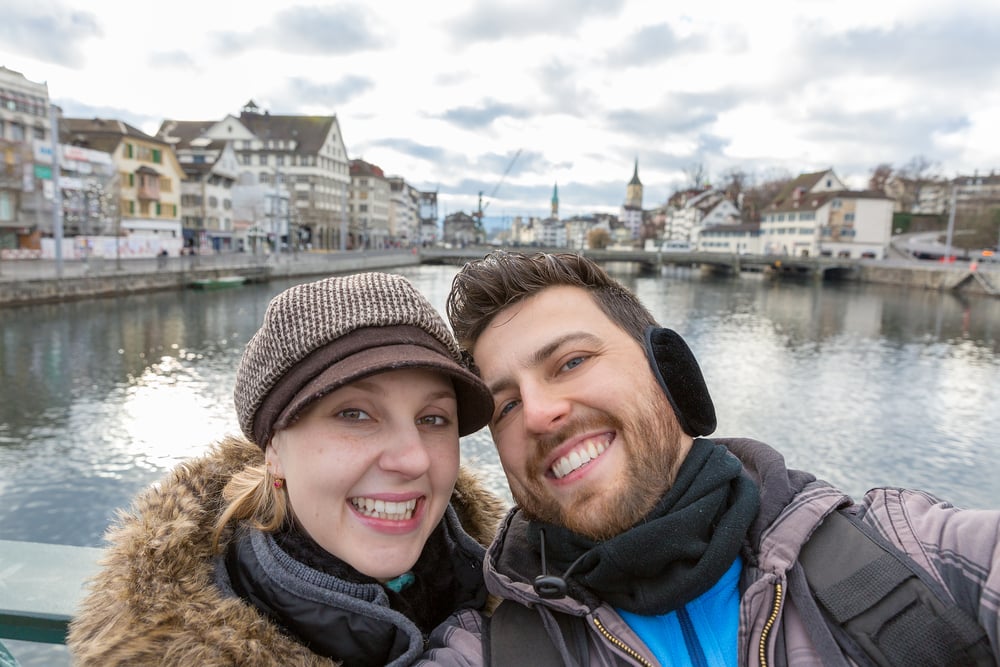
[511,379,685,541]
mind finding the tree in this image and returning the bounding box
[868,163,893,193]
[739,168,792,224]
[719,167,748,204]
[587,227,611,249]
[896,156,944,213]
[684,162,709,189]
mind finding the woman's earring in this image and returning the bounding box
[273,478,284,489]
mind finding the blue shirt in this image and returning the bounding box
[617,557,742,667]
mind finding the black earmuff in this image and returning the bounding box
[643,327,717,437]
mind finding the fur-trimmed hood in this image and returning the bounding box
[67,435,506,666]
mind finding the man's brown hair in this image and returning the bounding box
[446,251,657,350]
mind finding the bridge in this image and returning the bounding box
[419,247,861,280]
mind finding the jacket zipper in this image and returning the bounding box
[592,615,654,667]
[757,582,782,667]
[678,607,709,667]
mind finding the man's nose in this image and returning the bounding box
[520,382,570,435]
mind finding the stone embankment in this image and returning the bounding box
[1,248,997,307]
[0,250,420,307]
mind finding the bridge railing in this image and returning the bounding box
[0,539,103,661]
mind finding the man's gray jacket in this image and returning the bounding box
[432,437,1000,666]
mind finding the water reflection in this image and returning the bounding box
[1,265,998,553]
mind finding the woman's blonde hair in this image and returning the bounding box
[211,461,290,552]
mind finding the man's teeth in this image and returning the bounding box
[551,439,608,479]
[351,497,417,520]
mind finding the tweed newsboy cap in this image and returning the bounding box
[234,272,493,446]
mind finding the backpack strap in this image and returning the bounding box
[799,510,993,667]
[488,601,594,667]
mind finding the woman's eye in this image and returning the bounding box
[337,408,371,421]
[417,414,449,426]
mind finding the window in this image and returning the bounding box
[259,154,268,165]
[242,154,251,165]
[0,191,13,220]
[276,155,284,166]
[844,213,855,222]
[208,196,219,208]
[832,199,842,209]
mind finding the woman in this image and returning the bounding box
[67,272,506,666]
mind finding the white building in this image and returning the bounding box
[159,101,351,251]
[388,176,419,247]
[156,123,242,252]
[350,159,391,249]
[0,66,53,253]
[760,169,893,258]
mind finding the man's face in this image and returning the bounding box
[472,285,693,540]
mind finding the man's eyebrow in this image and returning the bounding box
[486,331,602,396]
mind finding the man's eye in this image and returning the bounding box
[338,408,371,421]
[496,399,520,421]
[561,356,585,372]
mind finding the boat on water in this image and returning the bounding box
[188,275,247,290]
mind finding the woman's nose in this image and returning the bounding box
[378,424,432,477]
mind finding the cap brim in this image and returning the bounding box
[274,343,494,437]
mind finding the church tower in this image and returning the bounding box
[551,182,559,219]
[622,159,644,242]
[625,159,643,209]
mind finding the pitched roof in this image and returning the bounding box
[768,189,890,214]
[156,120,226,150]
[238,110,337,153]
[61,117,167,153]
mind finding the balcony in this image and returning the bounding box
[135,166,161,201]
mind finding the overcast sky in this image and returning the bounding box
[3,0,999,222]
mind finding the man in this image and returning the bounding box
[446,250,998,666]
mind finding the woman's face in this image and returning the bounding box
[266,367,461,581]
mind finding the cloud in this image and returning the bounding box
[363,138,456,166]
[285,75,374,106]
[797,12,1000,86]
[0,2,101,67]
[147,50,197,69]
[55,98,159,134]
[449,0,625,42]
[214,5,385,56]
[439,99,534,130]
[606,23,709,67]
[535,60,599,112]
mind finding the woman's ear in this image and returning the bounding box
[265,442,284,479]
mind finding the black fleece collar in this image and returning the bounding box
[526,438,760,615]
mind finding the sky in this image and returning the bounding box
[3,0,1000,225]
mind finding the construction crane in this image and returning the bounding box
[474,149,522,228]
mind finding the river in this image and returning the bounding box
[2,263,999,664]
